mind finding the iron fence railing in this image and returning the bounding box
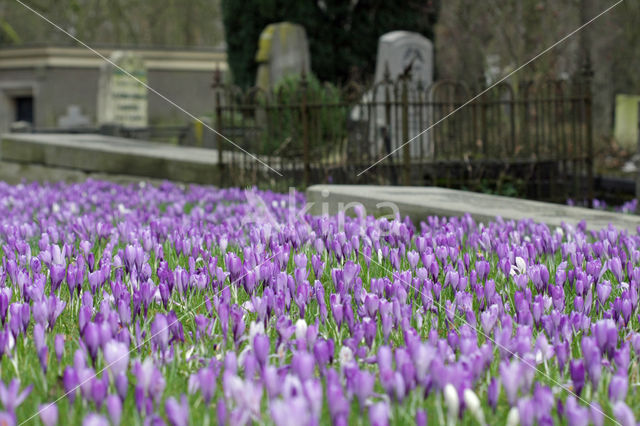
[211,62,594,203]
[14,64,594,203]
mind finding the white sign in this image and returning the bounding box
[97,51,148,128]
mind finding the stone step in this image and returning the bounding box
[0,133,226,184]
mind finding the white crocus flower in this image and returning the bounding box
[506,407,520,426]
[295,318,308,341]
[463,388,485,425]
[510,256,527,277]
[338,346,354,366]
[249,321,264,341]
[444,384,459,426]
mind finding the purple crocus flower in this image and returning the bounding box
[596,281,611,306]
[216,397,227,425]
[253,333,270,367]
[103,340,129,379]
[369,401,389,426]
[569,360,585,396]
[291,351,315,382]
[608,257,623,282]
[0,379,33,417]
[0,411,13,426]
[106,395,122,426]
[165,395,189,426]
[271,397,310,426]
[115,373,128,401]
[499,360,521,405]
[593,319,618,358]
[54,334,65,362]
[50,263,66,293]
[132,358,165,413]
[150,313,169,352]
[353,370,375,407]
[91,376,108,409]
[63,367,79,404]
[609,373,628,401]
[83,322,101,363]
[487,377,500,412]
[612,401,635,426]
[263,365,281,398]
[38,402,58,426]
[82,413,109,426]
[565,396,589,426]
[192,366,217,404]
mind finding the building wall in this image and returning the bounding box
[0,67,219,132]
[0,46,227,133]
[37,67,100,128]
[0,68,39,132]
[147,69,215,124]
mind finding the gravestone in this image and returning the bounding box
[58,105,90,129]
[614,94,640,152]
[255,22,311,91]
[97,51,148,128]
[373,31,433,88]
[351,31,434,163]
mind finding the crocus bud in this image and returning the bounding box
[463,388,485,425]
[506,407,519,426]
[443,384,459,425]
[253,333,270,367]
[612,401,635,426]
[39,402,58,426]
[295,318,308,341]
[106,394,122,426]
[54,334,65,362]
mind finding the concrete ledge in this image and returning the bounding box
[1,133,221,184]
[306,185,640,233]
[0,160,169,186]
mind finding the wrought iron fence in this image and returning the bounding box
[211,63,594,202]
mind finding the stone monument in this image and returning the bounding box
[373,31,433,88]
[614,94,640,151]
[97,51,148,128]
[351,31,434,162]
[255,22,311,91]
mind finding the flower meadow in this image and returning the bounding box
[0,180,639,426]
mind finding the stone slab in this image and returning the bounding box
[0,160,167,186]
[0,133,222,184]
[306,185,640,233]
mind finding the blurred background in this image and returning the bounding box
[1,0,639,204]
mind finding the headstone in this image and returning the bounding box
[373,31,433,88]
[58,105,91,129]
[353,31,434,161]
[614,94,640,151]
[97,51,148,128]
[255,22,311,91]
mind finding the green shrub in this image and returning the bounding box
[261,74,347,157]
